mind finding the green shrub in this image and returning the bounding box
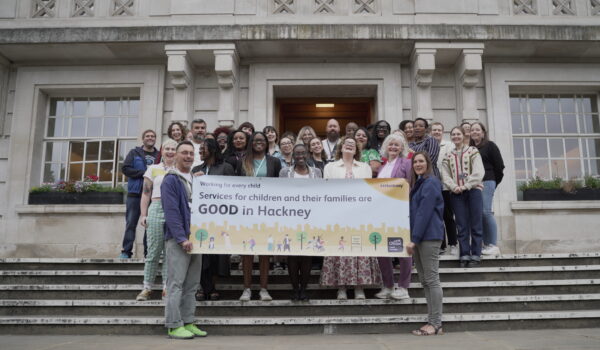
[584,176,600,189]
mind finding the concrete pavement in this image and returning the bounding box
[2,328,600,350]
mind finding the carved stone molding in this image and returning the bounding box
[458,49,483,88]
[552,0,576,15]
[112,0,134,16]
[273,0,295,14]
[72,0,95,17]
[32,0,56,18]
[166,51,193,88]
[214,50,239,89]
[513,0,537,15]
[412,48,436,88]
[314,0,335,14]
[591,0,600,15]
[353,0,377,14]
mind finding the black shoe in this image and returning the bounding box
[460,260,469,268]
[298,288,309,301]
[468,260,481,268]
[290,289,299,301]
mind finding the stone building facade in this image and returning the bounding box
[0,0,599,257]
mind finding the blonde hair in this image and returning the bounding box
[380,133,409,159]
[296,126,317,146]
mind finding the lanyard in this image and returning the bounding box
[253,157,266,177]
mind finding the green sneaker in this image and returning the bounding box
[167,326,194,339]
[184,323,208,337]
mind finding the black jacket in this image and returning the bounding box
[239,154,282,177]
[476,141,505,185]
[192,161,235,176]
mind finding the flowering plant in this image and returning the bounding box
[30,175,125,194]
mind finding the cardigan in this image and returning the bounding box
[441,144,485,191]
[323,159,372,179]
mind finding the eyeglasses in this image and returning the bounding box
[253,139,266,144]
[280,142,293,146]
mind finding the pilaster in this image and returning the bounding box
[411,47,436,121]
[457,48,483,123]
[214,49,239,127]
[166,50,195,125]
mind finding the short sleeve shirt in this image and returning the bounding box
[143,164,172,198]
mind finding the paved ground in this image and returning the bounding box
[2,328,600,350]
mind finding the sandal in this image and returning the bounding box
[411,324,443,336]
[209,292,220,301]
[195,291,205,301]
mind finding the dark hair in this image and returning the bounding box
[238,121,255,133]
[308,136,327,160]
[191,119,206,127]
[414,117,429,129]
[399,120,414,131]
[263,126,279,144]
[372,120,391,142]
[450,126,465,137]
[167,122,187,142]
[204,133,215,139]
[225,130,248,156]
[292,144,309,166]
[243,132,268,176]
[280,131,296,145]
[203,138,224,164]
[469,122,489,147]
[410,151,434,188]
[141,129,156,138]
[213,126,232,137]
[355,127,377,151]
[460,121,471,128]
[334,136,361,161]
[176,140,194,151]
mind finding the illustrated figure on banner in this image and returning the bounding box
[222,231,232,250]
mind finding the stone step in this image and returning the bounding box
[2,294,599,317]
[1,253,598,270]
[1,310,599,335]
[2,265,598,284]
[1,279,598,299]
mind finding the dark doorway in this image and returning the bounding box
[277,98,373,138]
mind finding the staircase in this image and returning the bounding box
[1,253,599,335]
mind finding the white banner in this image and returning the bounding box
[190,176,410,257]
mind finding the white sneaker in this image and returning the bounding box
[390,287,410,300]
[482,244,501,256]
[449,245,459,256]
[259,288,272,301]
[239,288,252,301]
[354,287,366,300]
[337,288,348,300]
[374,287,392,299]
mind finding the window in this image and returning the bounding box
[43,97,140,187]
[511,94,600,187]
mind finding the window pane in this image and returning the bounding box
[533,139,548,158]
[549,139,564,158]
[126,118,138,137]
[84,163,98,179]
[72,98,87,116]
[43,164,55,183]
[523,138,531,157]
[581,96,593,113]
[545,98,559,114]
[551,159,566,179]
[531,114,545,133]
[89,99,103,117]
[589,139,600,158]
[121,100,128,115]
[99,162,113,181]
[590,159,600,176]
[45,143,54,162]
[562,115,578,133]
[566,159,582,179]
[513,139,525,158]
[565,138,580,158]
[534,159,550,179]
[71,118,86,137]
[101,141,115,160]
[560,97,575,114]
[120,117,127,137]
[70,142,84,162]
[530,96,543,113]
[49,98,66,117]
[87,117,102,137]
[129,99,139,115]
[69,163,82,181]
[86,141,99,161]
[45,142,66,163]
[510,98,521,113]
[512,114,523,134]
[106,98,120,115]
[515,159,527,180]
[47,117,65,138]
[47,118,56,137]
[103,118,119,137]
[547,114,561,133]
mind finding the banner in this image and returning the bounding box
[190,176,410,257]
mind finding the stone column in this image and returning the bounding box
[166,50,195,126]
[214,49,239,128]
[411,47,436,121]
[457,48,483,123]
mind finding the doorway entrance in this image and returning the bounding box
[277,98,374,138]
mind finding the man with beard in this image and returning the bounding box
[321,118,341,163]
[190,119,207,168]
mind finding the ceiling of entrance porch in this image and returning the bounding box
[0,40,599,65]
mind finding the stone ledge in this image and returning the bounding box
[510,201,600,211]
[15,205,126,215]
[0,24,599,44]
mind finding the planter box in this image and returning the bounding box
[522,188,600,201]
[28,192,125,205]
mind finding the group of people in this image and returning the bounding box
[118,116,504,338]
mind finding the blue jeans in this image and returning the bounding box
[482,180,498,246]
[121,195,147,257]
[450,189,483,261]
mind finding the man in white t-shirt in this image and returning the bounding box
[190,119,207,168]
[321,118,340,163]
